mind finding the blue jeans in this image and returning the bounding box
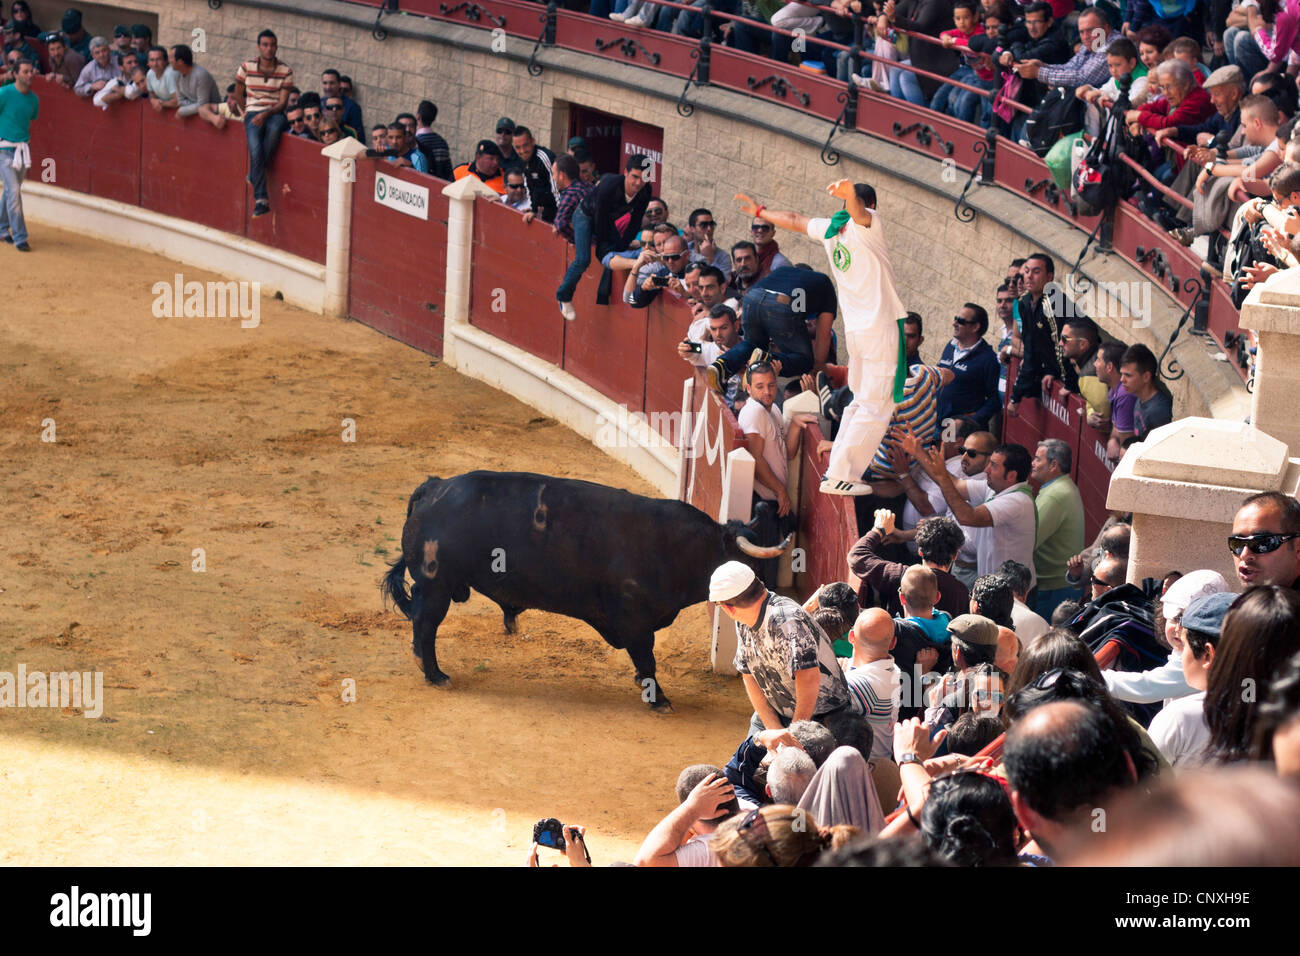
[730,11,769,54]
[890,63,926,106]
[0,150,27,245]
[717,288,816,377]
[931,64,980,118]
[1224,25,1270,80]
[244,110,288,203]
[556,206,594,304]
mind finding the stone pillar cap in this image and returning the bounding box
[1132,416,1289,490]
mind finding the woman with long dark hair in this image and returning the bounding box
[1205,586,1300,763]
[8,1,39,38]
[920,770,1021,866]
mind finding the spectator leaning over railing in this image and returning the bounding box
[1077,38,1149,136]
[40,31,82,90]
[1007,253,1075,417]
[554,153,651,319]
[143,45,176,112]
[0,54,37,251]
[1056,316,1108,422]
[73,36,113,98]
[1092,339,1135,462]
[1125,58,1213,136]
[1011,6,1119,99]
[936,302,1000,429]
[170,44,220,122]
[1148,64,1244,238]
[453,140,506,193]
[320,68,362,140]
[1118,343,1173,440]
[235,29,293,220]
[686,207,731,278]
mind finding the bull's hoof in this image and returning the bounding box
[425,670,452,687]
[648,698,675,715]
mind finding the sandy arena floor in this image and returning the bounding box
[0,224,752,866]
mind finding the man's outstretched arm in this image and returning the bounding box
[736,193,811,235]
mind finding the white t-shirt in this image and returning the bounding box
[737,397,788,501]
[674,832,720,867]
[964,477,1037,587]
[1148,691,1211,769]
[806,213,907,333]
[1012,599,1049,644]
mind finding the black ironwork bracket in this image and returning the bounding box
[526,0,557,77]
[372,0,400,40]
[595,35,662,64]
[748,74,810,107]
[1157,276,1209,382]
[821,88,866,166]
[440,2,506,27]
[208,0,222,8]
[954,128,996,223]
[1134,243,1184,292]
[1066,213,1111,291]
[1024,176,1060,206]
[677,42,712,116]
[892,121,954,156]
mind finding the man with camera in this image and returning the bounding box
[624,232,692,308]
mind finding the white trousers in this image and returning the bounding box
[825,327,899,484]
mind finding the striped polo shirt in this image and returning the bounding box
[868,364,942,478]
[235,57,293,113]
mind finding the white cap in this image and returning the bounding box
[1162,569,1231,622]
[709,561,757,603]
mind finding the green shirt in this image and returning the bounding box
[1033,475,1085,591]
[0,82,38,144]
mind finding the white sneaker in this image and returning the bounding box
[610,11,626,20]
[559,301,577,321]
[819,476,874,496]
[625,13,649,26]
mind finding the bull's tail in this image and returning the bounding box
[383,557,414,619]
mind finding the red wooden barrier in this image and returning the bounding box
[246,132,330,263]
[1041,382,1085,477]
[796,422,858,594]
[684,375,746,520]
[140,104,247,235]
[561,265,650,411]
[470,195,568,366]
[643,297,696,443]
[1076,417,1117,542]
[31,83,140,206]
[348,160,450,355]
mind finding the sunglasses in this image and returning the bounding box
[304,111,320,119]
[664,251,688,260]
[751,224,773,232]
[1228,532,1300,556]
[737,808,780,866]
[962,446,989,457]
[973,689,1004,703]
[507,182,527,189]
[953,316,979,326]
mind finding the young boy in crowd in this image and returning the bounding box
[1076,37,1148,131]
[900,565,952,645]
[931,0,987,120]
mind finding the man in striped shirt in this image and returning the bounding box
[234,29,293,218]
[841,608,902,762]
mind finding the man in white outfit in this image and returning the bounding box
[734,180,907,497]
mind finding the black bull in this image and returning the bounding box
[383,471,791,710]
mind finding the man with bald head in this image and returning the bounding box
[1003,699,1138,862]
[1231,492,1300,590]
[843,608,902,761]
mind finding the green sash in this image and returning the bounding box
[893,317,907,403]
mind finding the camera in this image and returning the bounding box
[683,339,702,353]
[533,817,566,850]
[652,275,670,287]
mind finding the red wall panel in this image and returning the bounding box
[245,132,329,264]
[562,281,649,411]
[1077,419,1118,542]
[643,297,695,442]
[139,105,246,235]
[470,196,568,366]
[347,161,449,355]
[796,422,859,594]
[31,84,139,206]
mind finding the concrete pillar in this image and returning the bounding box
[711,447,756,675]
[440,175,503,367]
[320,137,369,318]
[1241,268,1300,455]
[1106,417,1300,585]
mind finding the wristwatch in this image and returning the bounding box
[899,752,922,766]
[1204,159,1217,173]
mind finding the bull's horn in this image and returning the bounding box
[736,533,794,560]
